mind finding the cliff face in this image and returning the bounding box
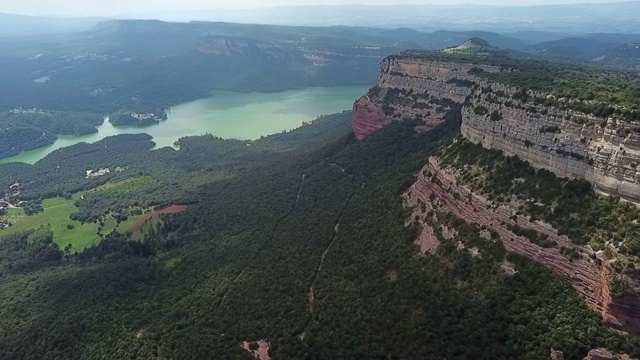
[352,57,499,139]
[356,53,640,333]
[404,157,640,334]
[462,83,640,203]
[354,55,640,204]
[352,96,390,140]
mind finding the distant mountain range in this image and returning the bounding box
[126,2,640,33]
[0,13,104,37]
[523,33,640,69]
[2,1,640,36]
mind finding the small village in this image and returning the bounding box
[130,112,161,121]
[9,107,51,115]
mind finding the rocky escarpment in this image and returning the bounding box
[196,37,289,59]
[404,157,640,334]
[352,57,500,140]
[352,96,390,140]
[354,53,640,204]
[462,83,640,203]
[357,51,640,333]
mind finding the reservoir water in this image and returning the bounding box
[0,86,368,165]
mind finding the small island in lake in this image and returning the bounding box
[110,109,168,127]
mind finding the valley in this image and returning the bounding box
[1,9,640,360]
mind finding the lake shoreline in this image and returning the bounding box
[0,85,369,165]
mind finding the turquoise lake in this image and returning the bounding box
[0,86,368,165]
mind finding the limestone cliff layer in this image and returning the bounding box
[352,57,499,140]
[462,83,640,203]
[354,54,640,203]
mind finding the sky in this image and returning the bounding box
[0,0,631,17]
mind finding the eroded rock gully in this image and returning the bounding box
[403,157,640,334]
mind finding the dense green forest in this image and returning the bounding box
[0,110,103,159]
[1,106,639,359]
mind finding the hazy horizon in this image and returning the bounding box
[0,0,636,17]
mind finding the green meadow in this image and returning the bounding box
[2,194,144,252]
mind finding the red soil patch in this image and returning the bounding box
[242,340,271,360]
[130,205,188,234]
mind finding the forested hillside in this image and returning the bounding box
[1,104,639,359]
[0,20,396,159]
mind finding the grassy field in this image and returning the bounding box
[1,194,145,252]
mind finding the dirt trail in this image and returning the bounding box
[300,192,356,338]
[212,173,307,314]
[130,205,188,234]
[295,174,306,203]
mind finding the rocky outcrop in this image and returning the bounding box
[356,54,640,203]
[404,157,640,334]
[551,348,635,360]
[550,349,565,360]
[242,340,271,360]
[583,348,634,360]
[607,291,640,334]
[352,96,390,140]
[376,58,493,102]
[361,53,640,332]
[462,84,640,203]
[352,57,500,139]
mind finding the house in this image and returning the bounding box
[90,168,111,178]
[131,112,157,121]
[9,182,20,190]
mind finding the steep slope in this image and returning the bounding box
[2,109,640,358]
[353,48,640,203]
[352,47,640,334]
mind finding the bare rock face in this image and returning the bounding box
[461,83,640,203]
[404,157,640,334]
[606,291,640,334]
[357,54,640,203]
[242,340,271,360]
[363,54,640,332]
[377,57,488,102]
[583,348,634,360]
[352,57,500,139]
[554,348,636,360]
[352,96,390,140]
[550,349,565,360]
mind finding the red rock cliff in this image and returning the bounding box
[352,96,390,140]
[404,157,640,334]
[352,57,499,140]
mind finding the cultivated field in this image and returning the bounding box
[1,194,145,252]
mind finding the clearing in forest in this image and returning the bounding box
[0,194,145,252]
